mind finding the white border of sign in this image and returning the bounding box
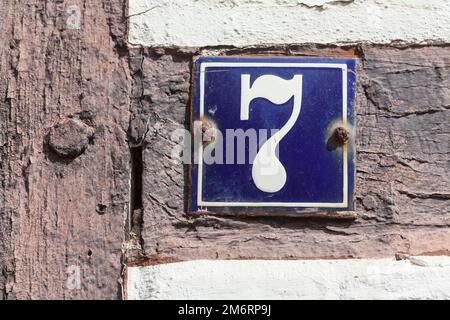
[197,62,348,208]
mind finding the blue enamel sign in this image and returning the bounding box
[190,57,356,213]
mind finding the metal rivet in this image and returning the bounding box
[334,126,350,145]
[201,120,216,144]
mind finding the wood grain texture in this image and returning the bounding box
[129,45,449,263]
[0,0,130,299]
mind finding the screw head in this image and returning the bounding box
[201,120,216,144]
[334,126,350,145]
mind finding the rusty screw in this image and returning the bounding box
[201,120,216,144]
[334,126,350,145]
[201,120,211,135]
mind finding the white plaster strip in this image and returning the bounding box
[127,257,450,300]
[128,0,450,47]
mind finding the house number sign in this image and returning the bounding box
[190,57,356,213]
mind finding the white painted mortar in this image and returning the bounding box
[128,0,450,47]
[127,257,450,300]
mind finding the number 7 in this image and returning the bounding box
[241,74,303,193]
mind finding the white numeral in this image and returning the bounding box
[241,74,303,193]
